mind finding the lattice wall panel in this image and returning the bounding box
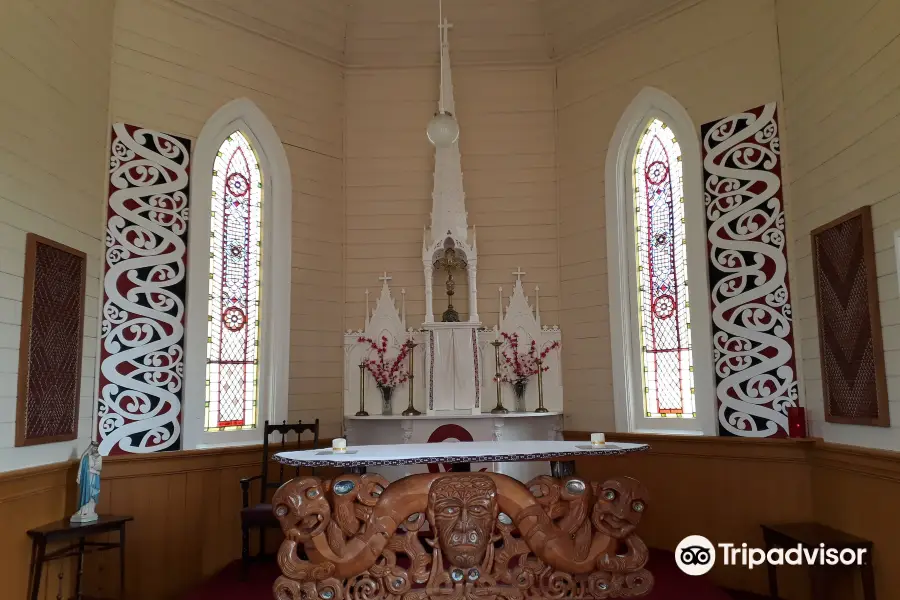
[15,235,87,446]
[811,206,889,426]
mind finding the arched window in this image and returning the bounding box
[633,119,695,420]
[605,88,715,435]
[205,132,263,431]
[183,99,292,449]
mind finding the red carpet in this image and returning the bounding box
[181,550,736,600]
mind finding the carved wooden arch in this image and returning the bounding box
[272,471,652,599]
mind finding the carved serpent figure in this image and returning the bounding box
[272,472,652,600]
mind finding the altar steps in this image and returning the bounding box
[180,549,754,600]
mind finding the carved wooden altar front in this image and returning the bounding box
[271,470,652,600]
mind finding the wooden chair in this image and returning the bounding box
[239,419,320,568]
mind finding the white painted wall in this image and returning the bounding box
[0,0,115,471]
[778,0,900,450]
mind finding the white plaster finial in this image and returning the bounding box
[535,284,541,327]
[379,272,392,283]
[364,289,370,328]
[512,267,526,281]
[401,288,407,328]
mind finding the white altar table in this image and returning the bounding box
[275,439,649,473]
[344,412,563,482]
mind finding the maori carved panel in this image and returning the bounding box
[811,206,889,426]
[15,235,87,446]
[701,103,798,437]
[272,472,652,600]
[97,123,191,455]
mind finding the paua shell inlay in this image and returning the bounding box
[565,479,586,495]
[333,480,355,495]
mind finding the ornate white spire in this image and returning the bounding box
[428,16,468,245]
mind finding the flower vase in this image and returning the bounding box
[512,379,527,412]
[379,385,394,414]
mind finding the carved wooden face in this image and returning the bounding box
[428,475,497,569]
[592,477,648,539]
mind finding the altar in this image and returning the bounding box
[342,15,564,467]
[271,440,654,599]
[344,413,562,482]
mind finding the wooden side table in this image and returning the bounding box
[761,522,875,600]
[26,515,133,600]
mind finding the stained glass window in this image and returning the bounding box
[633,119,696,419]
[205,131,263,431]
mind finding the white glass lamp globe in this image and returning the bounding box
[427,111,460,147]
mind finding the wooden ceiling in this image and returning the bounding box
[177,0,690,66]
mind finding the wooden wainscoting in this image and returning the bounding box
[566,432,900,600]
[565,432,814,598]
[810,442,900,600]
[0,460,77,600]
[80,441,332,600]
[5,435,898,600]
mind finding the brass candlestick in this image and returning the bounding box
[402,340,421,416]
[535,359,548,413]
[356,363,369,416]
[490,339,508,414]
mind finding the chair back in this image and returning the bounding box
[260,419,320,502]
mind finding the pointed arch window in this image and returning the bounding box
[205,131,263,431]
[633,119,695,420]
[605,88,715,436]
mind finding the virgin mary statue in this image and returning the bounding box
[71,442,102,523]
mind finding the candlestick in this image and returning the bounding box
[535,359,548,413]
[490,339,508,414]
[402,339,421,416]
[356,363,369,416]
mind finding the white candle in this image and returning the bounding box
[332,438,347,453]
[591,433,606,447]
[494,327,499,341]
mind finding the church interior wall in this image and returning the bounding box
[3,1,900,599]
[555,0,784,433]
[344,64,559,330]
[342,0,560,333]
[0,0,115,472]
[777,0,900,452]
[108,0,347,438]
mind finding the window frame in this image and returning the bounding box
[605,88,716,436]
[183,99,292,449]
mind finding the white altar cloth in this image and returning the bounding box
[344,412,563,482]
[274,440,649,468]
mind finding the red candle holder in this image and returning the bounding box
[787,407,807,438]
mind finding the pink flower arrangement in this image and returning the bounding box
[494,332,560,385]
[358,335,410,389]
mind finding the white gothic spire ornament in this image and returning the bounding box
[426,0,460,148]
[422,1,478,324]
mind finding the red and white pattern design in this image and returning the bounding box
[701,103,798,437]
[97,124,190,454]
[205,132,262,430]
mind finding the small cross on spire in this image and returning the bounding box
[439,17,453,45]
[379,272,392,284]
[512,267,526,281]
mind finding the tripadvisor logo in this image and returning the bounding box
[675,535,868,576]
